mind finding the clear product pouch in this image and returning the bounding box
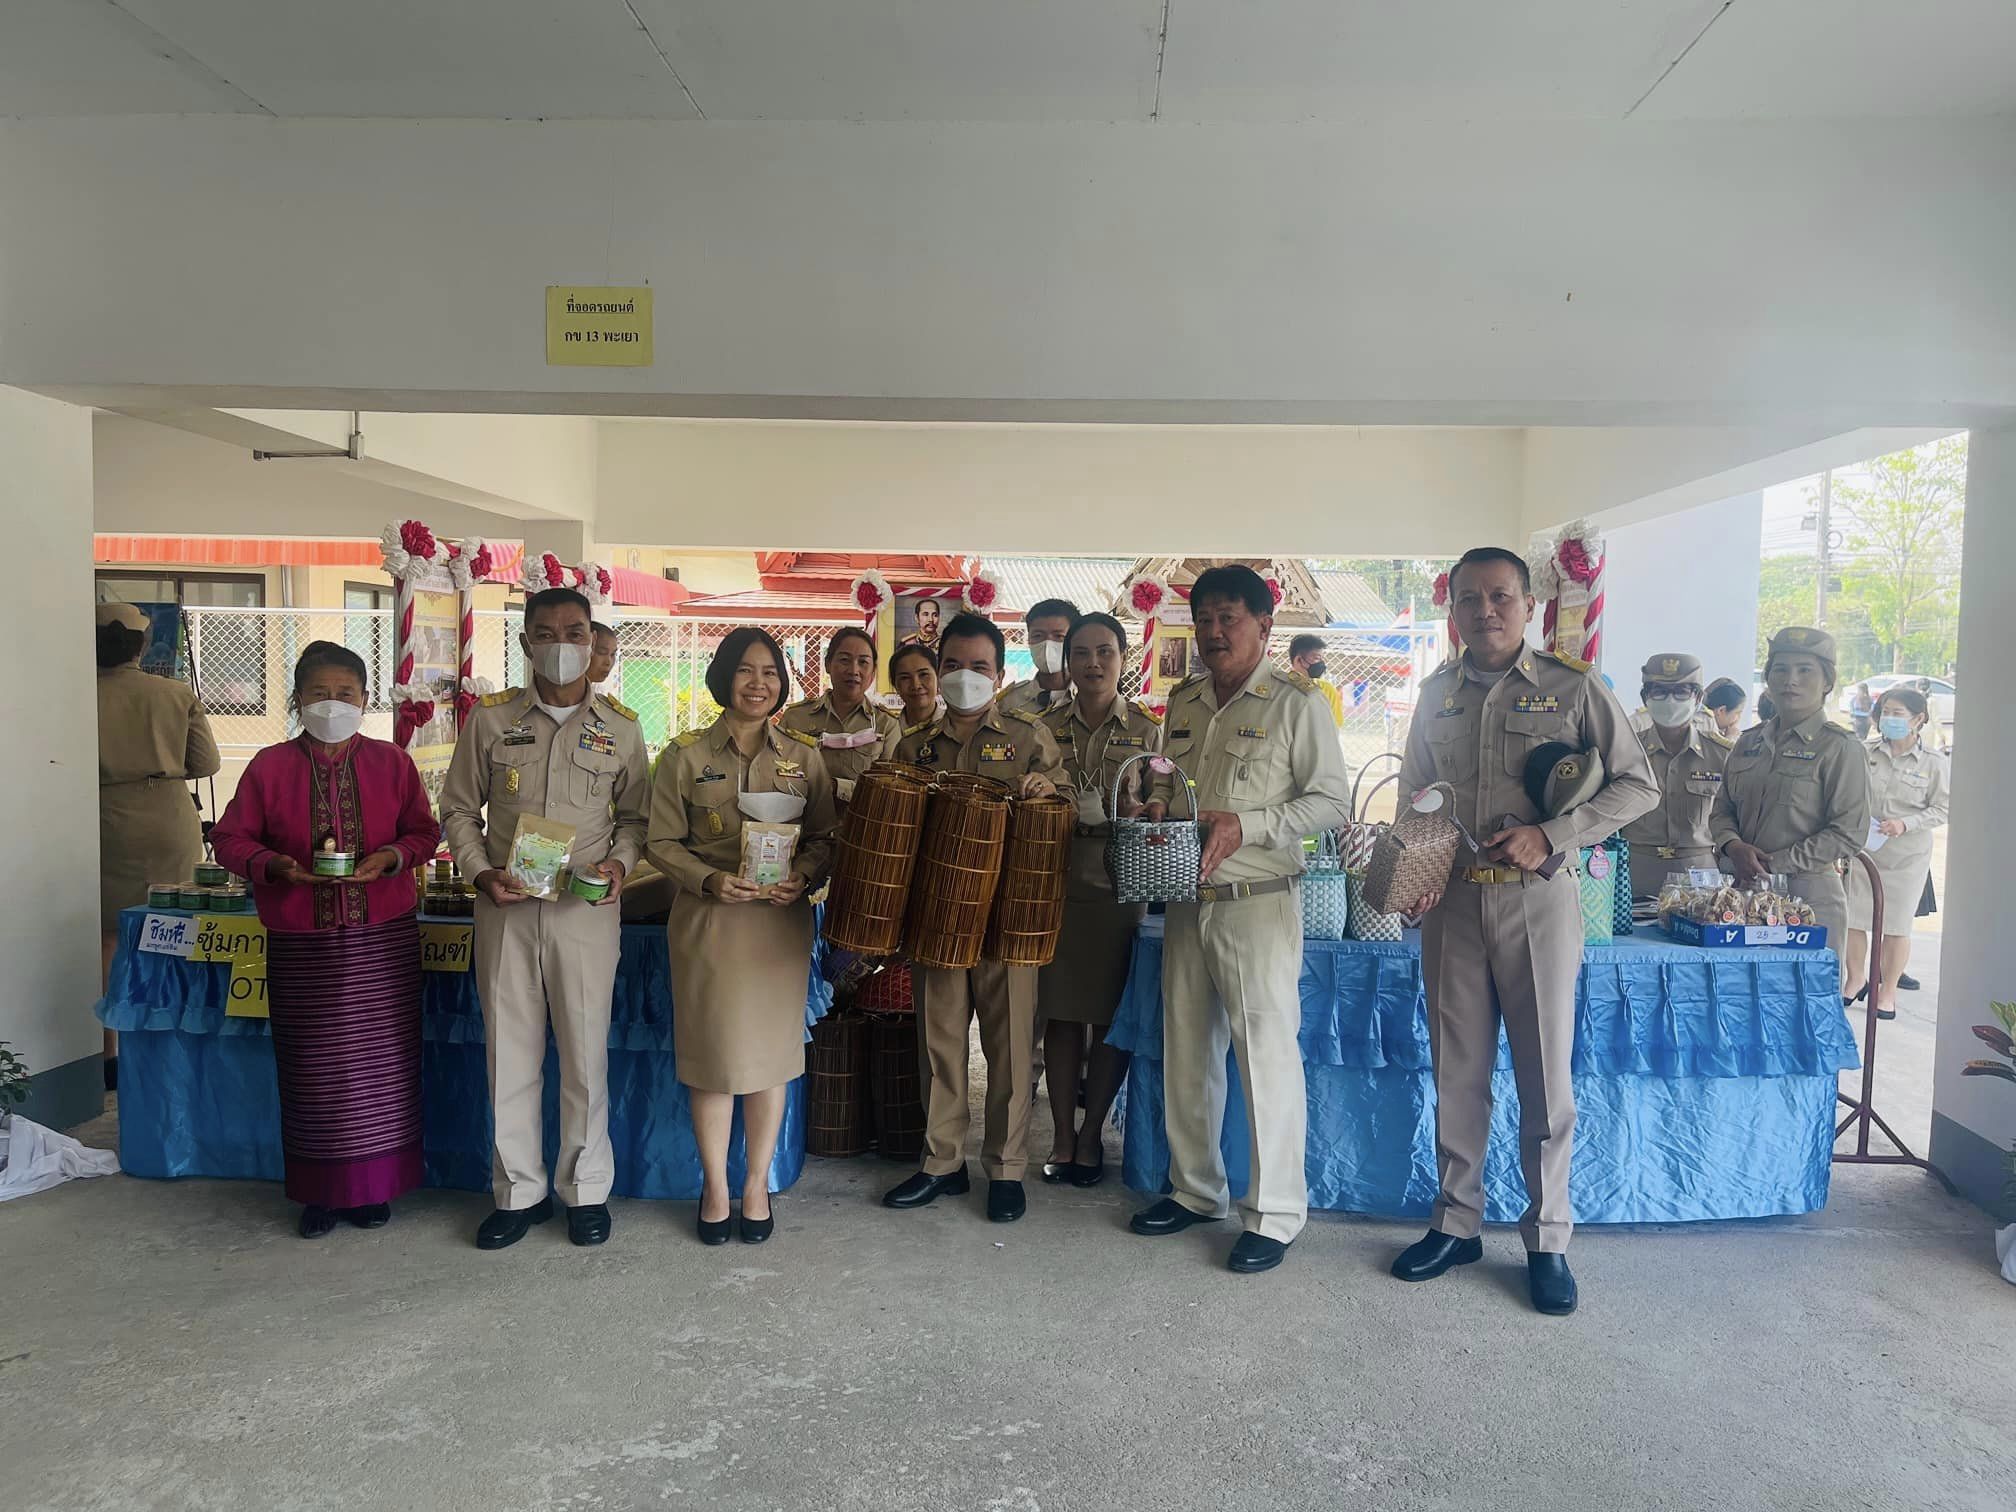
[740,822,802,897]
[507,814,576,899]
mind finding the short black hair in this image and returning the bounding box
[1066,611,1129,660]
[939,611,1005,670]
[1878,687,1929,722]
[291,640,369,711]
[1449,547,1531,596]
[1189,565,1273,618]
[96,622,146,669]
[524,587,593,631]
[1024,597,1079,629]
[825,626,877,664]
[1288,633,1325,661]
[1702,678,1748,713]
[890,641,939,677]
[706,626,792,716]
[590,621,618,643]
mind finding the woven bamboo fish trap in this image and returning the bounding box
[867,1012,925,1160]
[933,770,1011,799]
[822,767,932,955]
[865,759,935,786]
[982,794,1075,965]
[805,1013,868,1157]
[903,783,1011,969]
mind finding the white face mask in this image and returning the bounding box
[940,669,996,713]
[1646,695,1698,729]
[530,641,591,686]
[300,700,365,744]
[1031,639,1066,676]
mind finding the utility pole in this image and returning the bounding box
[1814,467,1833,628]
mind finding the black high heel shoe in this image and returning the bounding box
[697,1208,733,1246]
[739,1203,775,1245]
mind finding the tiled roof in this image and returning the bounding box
[992,556,1397,626]
[1313,570,1399,625]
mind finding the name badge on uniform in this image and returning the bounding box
[774,760,805,780]
[1781,748,1818,762]
[501,725,535,747]
[697,767,726,784]
[1689,770,1724,783]
[1742,737,1766,757]
[579,728,617,757]
[1170,728,1191,741]
[1512,695,1560,714]
[980,743,1014,762]
[1435,705,1466,719]
[1055,730,1074,744]
[1237,726,1267,741]
[1109,736,1144,749]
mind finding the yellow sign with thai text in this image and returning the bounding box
[546,286,654,367]
[191,914,266,964]
[420,922,474,973]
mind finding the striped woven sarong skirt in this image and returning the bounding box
[266,914,424,1209]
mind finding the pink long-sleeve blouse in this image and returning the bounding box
[210,735,440,933]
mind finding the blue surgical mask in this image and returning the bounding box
[1879,715,1913,743]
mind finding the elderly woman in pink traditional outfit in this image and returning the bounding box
[211,642,440,1238]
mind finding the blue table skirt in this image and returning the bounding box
[98,908,833,1200]
[1108,925,1860,1224]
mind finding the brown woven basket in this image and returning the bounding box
[1358,783,1464,916]
[867,1011,925,1161]
[822,768,932,955]
[903,784,1011,968]
[982,794,1075,965]
[805,1013,868,1157]
[865,759,936,785]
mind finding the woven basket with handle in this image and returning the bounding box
[1359,779,1465,918]
[1104,751,1202,905]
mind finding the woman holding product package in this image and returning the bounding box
[647,627,837,1246]
[1843,687,1948,1020]
[209,642,440,1239]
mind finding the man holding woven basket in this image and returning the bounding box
[1390,547,1657,1316]
[1129,565,1353,1275]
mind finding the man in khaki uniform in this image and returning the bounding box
[883,612,1069,1224]
[440,587,649,1251]
[996,597,1078,718]
[1621,652,1734,898]
[1711,626,1871,981]
[1130,566,1353,1276]
[1391,548,1657,1316]
[776,626,899,804]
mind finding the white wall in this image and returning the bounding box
[1930,422,2016,1213]
[0,389,101,1089]
[4,115,2013,426]
[1599,492,1762,695]
[598,419,1521,554]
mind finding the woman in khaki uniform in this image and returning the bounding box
[1843,687,1949,1020]
[1037,613,1161,1187]
[96,601,220,1075]
[646,627,837,1246]
[775,626,900,805]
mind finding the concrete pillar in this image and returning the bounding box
[1929,422,2016,1216]
[1600,491,1762,695]
[0,387,102,1128]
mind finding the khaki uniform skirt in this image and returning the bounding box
[1846,832,1934,939]
[1036,833,1144,1029]
[99,777,203,929]
[666,887,814,1094]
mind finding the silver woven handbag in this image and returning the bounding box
[1104,752,1201,905]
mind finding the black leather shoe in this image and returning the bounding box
[298,1205,337,1240]
[1390,1228,1483,1282]
[882,1168,971,1209]
[1876,1006,1898,1021]
[1898,973,1921,992]
[1129,1197,1220,1236]
[1228,1232,1290,1274]
[475,1196,554,1250]
[1040,1161,1073,1184]
[739,1207,775,1244]
[1068,1155,1106,1188]
[1528,1252,1578,1315]
[345,1203,392,1229]
[697,1211,732,1246]
[987,1180,1027,1223]
[567,1202,612,1247]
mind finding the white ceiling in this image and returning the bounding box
[2,1,2012,122]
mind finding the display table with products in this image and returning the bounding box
[1107,921,1858,1224]
[97,907,832,1198]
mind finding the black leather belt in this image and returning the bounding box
[1193,877,1295,904]
[1075,824,1114,839]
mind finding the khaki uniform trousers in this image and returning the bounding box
[474,891,620,1210]
[915,961,1037,1182]
[1421,872,1582,1253]
[1162,888,1307,1244]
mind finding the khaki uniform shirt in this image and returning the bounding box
[1710,712,1872,877]
[1861,738,1949,865]
[1399,649,1659,868]
[892,705,1070,795]
[1621,724,1734,864]
[1153,661,1354,885]
[1043,696,1164,831]
[645,720,837,894]
[776,692,900,801]
[997,679,1072,720]
[439,686,650,882]
[97,663,220,790]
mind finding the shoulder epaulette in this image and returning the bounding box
[1134,702,1164,725]
[672,730,702,749]
[1171,673,1206,695]
[781,696,817,716]
[1541,648,1595,675]
[781,726,820,748]
[1278,667,1317,694]
[1005,707,1043,726]
[1705,729,1735,750]
[480,687,523,708]
[599,695,637,721]
[902,719,936,738]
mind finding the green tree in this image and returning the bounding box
[1833,434,1966,675]
[1755,556,1818,668]
[1319,558,1452,617]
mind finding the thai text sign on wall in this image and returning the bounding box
[546,286,654,367]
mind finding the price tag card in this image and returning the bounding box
[137,913,196,957]
[225,954,269,1018]
[191,914,267,963]
[420,922,474,972]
